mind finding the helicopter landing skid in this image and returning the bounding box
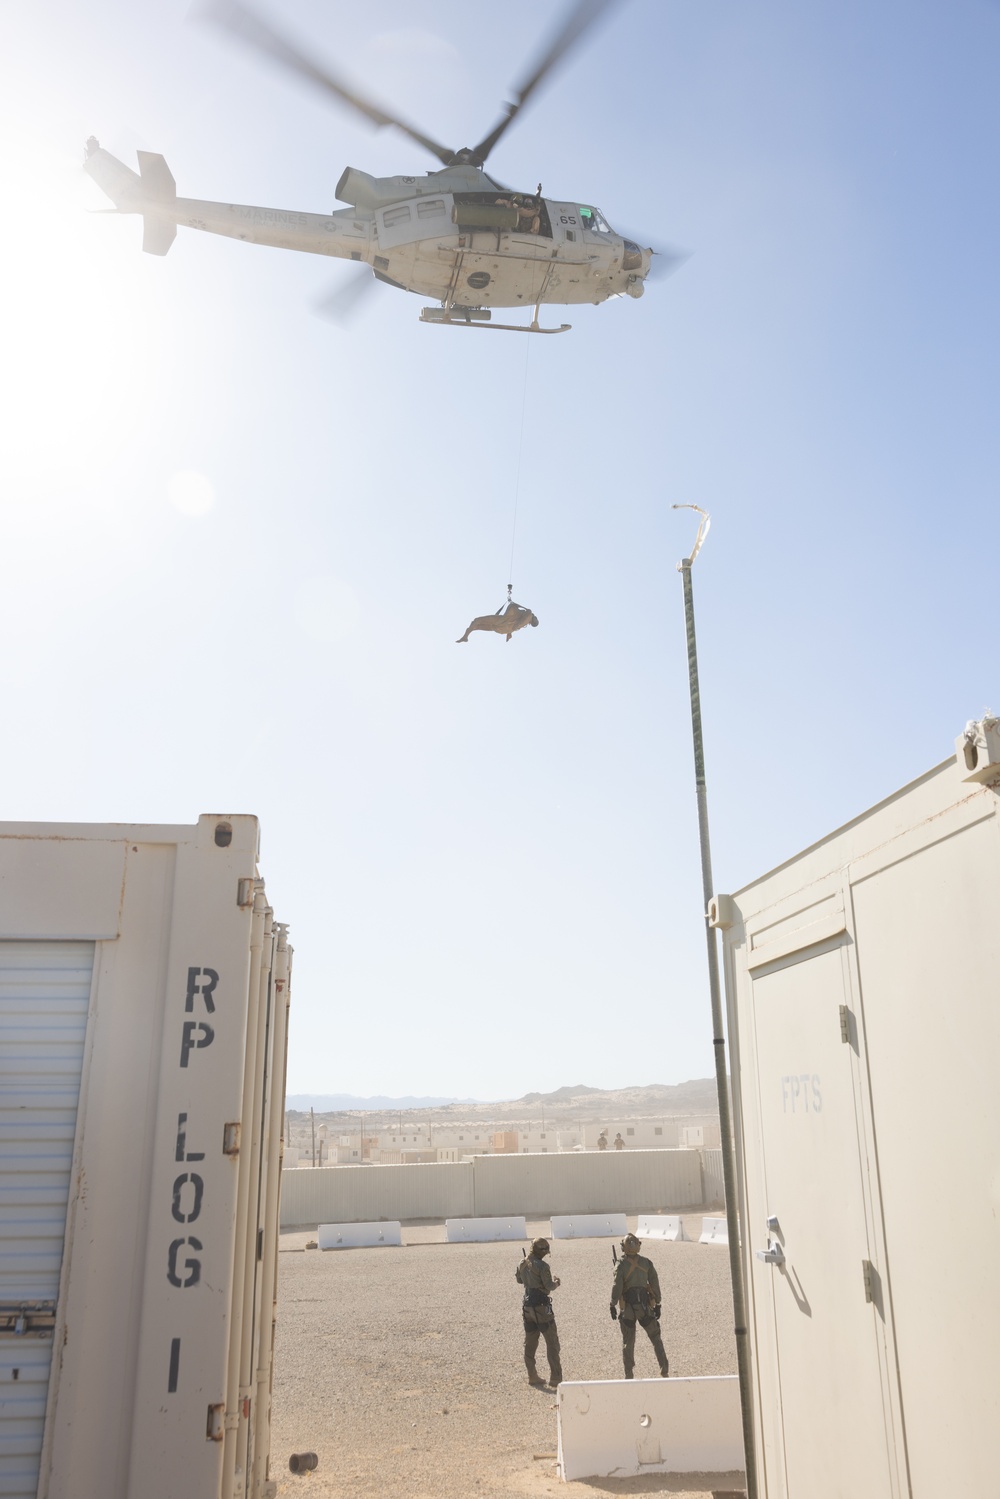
[420,306,571,335]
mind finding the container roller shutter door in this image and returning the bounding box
[0,941,93,1499]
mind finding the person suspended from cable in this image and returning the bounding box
[457,585,538,644]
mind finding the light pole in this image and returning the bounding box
[673,504,758,1499]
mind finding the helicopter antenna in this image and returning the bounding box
[507,339,532,595]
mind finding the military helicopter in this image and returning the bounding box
[84,0,678,333]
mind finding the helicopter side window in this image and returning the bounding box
[383,204,411,227]
[579,206,611,234]
[417,198,445,219]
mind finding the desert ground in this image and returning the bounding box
[268,1216,743,1499]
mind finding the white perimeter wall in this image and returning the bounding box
[281,1148,705,1228]
[281,1161,473,1227]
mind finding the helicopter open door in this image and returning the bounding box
[375,195,454,251]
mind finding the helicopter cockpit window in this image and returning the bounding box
[579,206,612,234]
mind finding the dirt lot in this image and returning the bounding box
[268,1217,743,1499]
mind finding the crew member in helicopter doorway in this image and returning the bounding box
[457,600,539,643]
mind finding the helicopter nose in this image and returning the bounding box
[622,239,645,273]
[622,239,651,297]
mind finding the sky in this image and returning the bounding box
[1,0,998,1100]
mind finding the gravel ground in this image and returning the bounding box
[268,1217,742,1499]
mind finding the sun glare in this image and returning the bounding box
[0,144,167,502]
[167,470,216,517]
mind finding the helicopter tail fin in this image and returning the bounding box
[137,151,177,256]
[83,140,177,256]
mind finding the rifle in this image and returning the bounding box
[609,1241,619,1319]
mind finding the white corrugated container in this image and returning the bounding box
[714,719,1000,1499]
[0,815,292,1499]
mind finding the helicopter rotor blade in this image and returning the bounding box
[200,0,457,167]
[644,245,690,282]
[617,230,691,283]
[467,0,626,166]
[313,266,381,326]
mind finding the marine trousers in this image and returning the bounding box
[522,1310,562,1384]
[620,1310,668,1378]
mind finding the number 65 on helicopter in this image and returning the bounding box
[84,0,682,334]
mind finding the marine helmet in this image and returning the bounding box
[531,1237,551,1256]
[621,1233,642,1254]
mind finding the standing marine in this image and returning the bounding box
[609,1233,669,1378]
[515,1237,563,1389]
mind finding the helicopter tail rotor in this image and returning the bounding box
[83,139,180,256]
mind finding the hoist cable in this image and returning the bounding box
[507,336,531,593]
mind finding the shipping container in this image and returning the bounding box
[714,717,1000,1499]
[0,815,291,1499]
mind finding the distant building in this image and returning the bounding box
[519,1124,555,1153]
[584,1120,682,1150]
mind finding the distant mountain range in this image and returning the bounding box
[518,1080,718,1111]
[286,1080,718,1115]
[286,1094,471,1111]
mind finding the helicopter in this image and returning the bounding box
[84,0,679,334]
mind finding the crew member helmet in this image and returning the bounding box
[621,1233,642,1253]
[531,1237,551,1256]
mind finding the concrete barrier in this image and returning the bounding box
[556,1376,744,1482]
[318,1220,402,1250]
[699,1216,728,1245]
[445,1216,527,1242]
[550,1213,627,1240]
[636,1214,691,1242]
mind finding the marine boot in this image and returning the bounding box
[527,1371,547,1388]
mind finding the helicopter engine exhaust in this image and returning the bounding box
[335,167,442,211]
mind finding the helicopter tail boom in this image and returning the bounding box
[84,139,375,262]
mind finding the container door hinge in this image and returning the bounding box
[862,1259,875,1303]
[223,1122,241,1156]
[839,1005,851,1044]
[237,877,255,908]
